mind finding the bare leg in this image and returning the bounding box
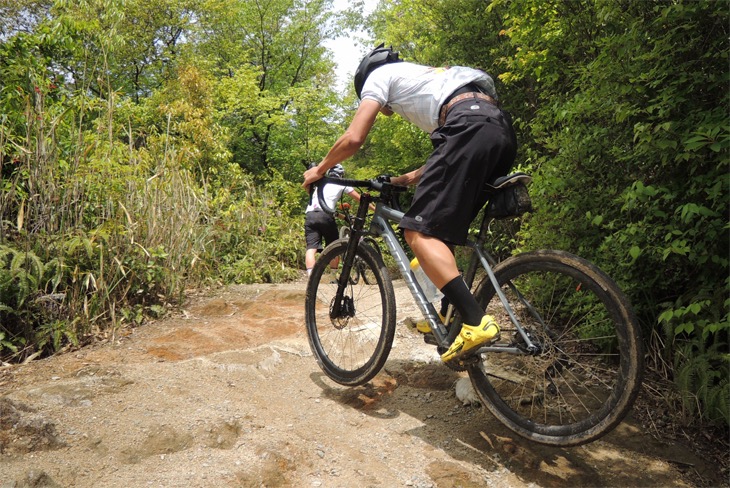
[405,228,486,327]
[305,248,318,272]
[306,248,339,276]
[404,230,459,288]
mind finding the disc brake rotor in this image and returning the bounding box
[329,295,355,329]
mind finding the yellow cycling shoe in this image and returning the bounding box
[441,315,500,363]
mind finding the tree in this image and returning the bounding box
[196,0,341,178]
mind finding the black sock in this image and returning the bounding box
[439,297,450,317]
[440,277,484,326]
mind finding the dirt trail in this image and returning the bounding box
[0,279,724,488]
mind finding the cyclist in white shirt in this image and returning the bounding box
[302,45,517,362]
[304,164,362,277]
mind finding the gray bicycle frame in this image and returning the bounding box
[368,199,539,355]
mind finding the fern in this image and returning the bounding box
[0,245,16,265]
[0,331,18,354]
[64,234,95,260]
[707,376,730,425]
[0,268,13,292]
[35,319,78,353]
[10,250,44,280]
[674,343,730,425]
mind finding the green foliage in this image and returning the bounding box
[0,246,44,308]
[0,330,18,354]
[505,0,729,429]
[205,173,303,284]
[0,0,349,363]
[197,0,339,176]
[0,243,72,358]
[351,113,432,179]
[672,341,730,426]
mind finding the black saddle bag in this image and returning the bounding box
[485,181,532,219]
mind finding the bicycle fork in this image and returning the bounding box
[330,193,372,320]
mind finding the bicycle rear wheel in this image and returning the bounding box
[305,239,396,386]
[469,250,643,446]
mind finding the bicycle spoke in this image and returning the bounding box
[305,240,396,386]
[470,250,642,446]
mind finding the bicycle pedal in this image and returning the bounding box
[422,333,438,346]
[454,355,481,368]
[442,334,500,364]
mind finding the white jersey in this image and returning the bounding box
[360,62,497,133]
[305,183,353,213]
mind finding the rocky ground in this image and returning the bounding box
[1,277,727,488]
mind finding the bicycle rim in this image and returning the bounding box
[305,239,396,386]
[470,250,643,446]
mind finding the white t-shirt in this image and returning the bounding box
[305,183,354,213]
[360,62,497,133]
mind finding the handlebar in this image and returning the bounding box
[311,175,408,215]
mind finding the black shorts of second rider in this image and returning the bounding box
[304,210,338,251]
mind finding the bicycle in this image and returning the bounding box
[336,201,381,286]
[304,172,643,447]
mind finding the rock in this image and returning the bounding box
[455,377,480,406]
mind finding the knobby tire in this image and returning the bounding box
[305,239,396,386]
[468,250,643,446]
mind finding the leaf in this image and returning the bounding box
[629,246,641,259]
[675,322,695,335]
[658,309,674,324]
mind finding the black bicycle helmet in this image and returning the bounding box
[327,164,345,178]
[353,43,402,99]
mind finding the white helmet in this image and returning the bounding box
[327,164,345,178]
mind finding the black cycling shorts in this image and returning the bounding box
[399,100,517,245]
[305,210,338,251]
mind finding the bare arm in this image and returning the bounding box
[346,189,362,202]
[390,165,425,187]
[302,99,382,188]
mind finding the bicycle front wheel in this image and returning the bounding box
[469,250,643,446]
[305,239,396,386]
